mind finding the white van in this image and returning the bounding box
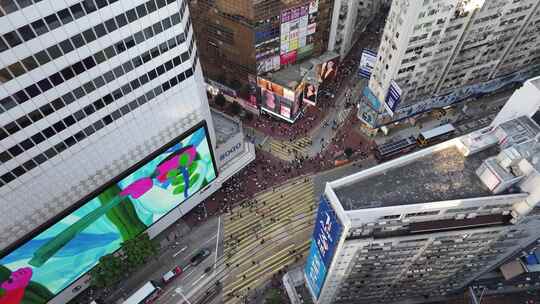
[122,281,162,304]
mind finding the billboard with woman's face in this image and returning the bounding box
[303,82,318,106]
[317,56,339,84]
[257,77,302,122]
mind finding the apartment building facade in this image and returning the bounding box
[0,1,254,303]
[305,115,540,304]
[360,0,540,129]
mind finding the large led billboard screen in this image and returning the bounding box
[304,195,343,299]
[0,122,217,304]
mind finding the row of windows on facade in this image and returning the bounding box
[0,35,195,166]
[0,13,190,137]
[0,54,198,187]
[0,0,186,84]
[0,0,180,53]
[0,0,44,16]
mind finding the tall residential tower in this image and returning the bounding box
[359,0,540,130]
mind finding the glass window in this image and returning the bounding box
[82,0,97,14]
[143,27,153,39]
[71,34,85,48]
[9,62,25,77]
[94,50,106,64]
[153,22,163,35]
[37,78,53,92]
[113,66,124,78]
[103,71,114,82]
[162,18,172,30]
[0,0,18,13]
[0,37,7,52]
[0,68,12,82]
[164,61,173,71]
[59,39,74,54]
[57,8,73,24]
[95,97,106,109]
[104,46,116,59]
[111,89,122,100]
[16,0,33,9]
[50,73,63,86]
[105,19,117,33]
[134,31,144,44]
[136,4,146,18]
[47,44,62,59]
[60,67,75,80]
[64,115,76,127]
[4,31,22,47]
[18,25,36,41]
[95,0,107,9]
[0,96,16,111]
[73,87,85,99]
[115,41,126,53]
[53,121,66,133]
[126,9,137,23]
[181,51,189,62]
[82,57,96,70]
[139,74,149,84]
[72,62,85,74]
[22,159,38,171]
[39,104,53,119]
[25,84,41,98]
[69,3,85,19]
[156,0,166,8]
[133,55,143,67]
[122,61,134,73]
[42,127,55,139]
[51,98,65,110]
[82,29,96,43]
[8,145,24,157]
[83,104,95,115]
[125,37,135,49]
[121,83,131,95]
[73,110,85,121]
[84,125,95,136]
[28,110,43,123]
[116,14,128,28]
[147,69,157,80]
[94,24,107,37]
[83,81,96,94]
[4,121,20,134]
[31,19,48,35]
[62,92,75,105]
[156,65,165,76]
[93,75,105,88]
[44,14,61,31]
[146,0,157,13]
[35,50,50,65]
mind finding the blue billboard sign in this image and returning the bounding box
[305,242,327,298]
[384,80,402,116]
[304,196,343,298]
[358,49,377,79]
[363,86,381,110]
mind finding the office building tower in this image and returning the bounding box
[188,0,333,87]
[492,75,540,126]
[0,1,254,303]
[305,114,540,304]
[359,0,540,130]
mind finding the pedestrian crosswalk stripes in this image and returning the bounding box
[268,136,312,161]
[221,177,316,303]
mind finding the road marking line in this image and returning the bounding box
[173,246,188,257]
[214,216,220,274]
[191,273,207,287]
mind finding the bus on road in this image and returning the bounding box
[417,123,456,147]
[123,281,162,304]
[374,136,417,161]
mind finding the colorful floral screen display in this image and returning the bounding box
[0,123,217,304]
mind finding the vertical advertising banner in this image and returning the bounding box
[317,56,340,84]
[304,196,343,299]
[384,80,403,116]
[303,82,319,106]
[358,49,377,79]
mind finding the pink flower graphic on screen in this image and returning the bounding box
[119,177,153,199]
[0,267,33,304]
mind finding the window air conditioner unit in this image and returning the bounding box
[455,214,466,219]
[467,213,477,219]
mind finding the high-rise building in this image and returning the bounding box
[327,0,386,59]
[0,1,254,303]
[304,114,540,304]
[188,0,333,87]
[359,0,540,130]
[492,75,540,126]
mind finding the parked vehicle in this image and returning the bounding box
[190,249,211,266]
[161,266,183,284]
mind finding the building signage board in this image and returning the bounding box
[258,77,302,122]
[384,80,402,116]
[279,2,318,64]
[304,196,343,298]
[358,49,377,79]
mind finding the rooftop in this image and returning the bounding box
[334,145,500,210]
[210,109,241,146]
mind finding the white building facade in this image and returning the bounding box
[327,0,387,59]
[360,0,540,128]
[305,115,540,304]
[491,75,540,126]
[0,1,254,302]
